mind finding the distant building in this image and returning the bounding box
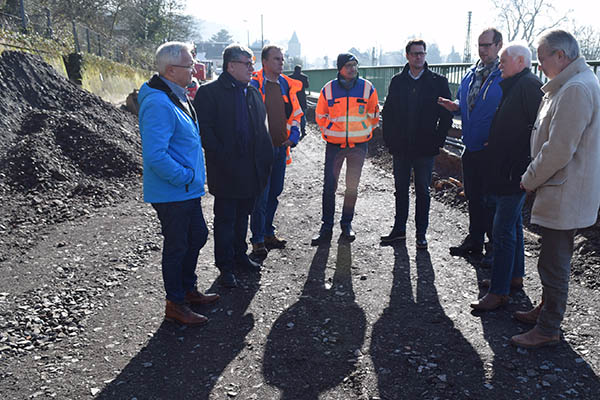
[288,31,301,58]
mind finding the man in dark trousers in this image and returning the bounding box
[193,44,274,288]
[439,28,504,267]
[289,65,310,138]
[138,42,219,326]
[381,39,452,249]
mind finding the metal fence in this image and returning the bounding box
[302,61,600,100]
[0,4,152,68]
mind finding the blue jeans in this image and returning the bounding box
[152,198,208,304]
[251,145,287,243]
[392,154,434,237]
[487,192,526,295]
[321,142,367,231]
[213,197,255,273]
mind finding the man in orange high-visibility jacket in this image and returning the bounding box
[249,45,304,261]
[311,53,380,245]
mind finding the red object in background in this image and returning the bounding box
[193,62,206,82]
[186,61,206,100]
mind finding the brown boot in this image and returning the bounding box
[470,292,509,311]
[184,288,220,305]
[513,300,543,324]
[264,235,287,249]
[479,277,523,290]
[165,300,208,326]
[510,326,560,349]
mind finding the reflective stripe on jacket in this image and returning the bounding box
[315,77,379,148]
[251,69,304,164]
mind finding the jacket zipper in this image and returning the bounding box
[346,90,350,147]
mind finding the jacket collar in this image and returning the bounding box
[147,74,197,123]
[499,67,531,91]
[542,57,589,95]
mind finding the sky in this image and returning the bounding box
[186,0,596,64]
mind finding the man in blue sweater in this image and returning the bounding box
[438,28,504,266]
[138,42,219,326]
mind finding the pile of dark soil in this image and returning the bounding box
[0,51,142,262]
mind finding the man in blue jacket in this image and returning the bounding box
[138,42,219,326]
[438,28,504,266]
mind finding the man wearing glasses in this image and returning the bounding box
[248,45,303,263]
[193,44,274,288]
[138,42,219,326]
[311,53,380,245]
[438,28,504,266]
[381,39,452,249]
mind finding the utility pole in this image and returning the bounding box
[261,14,264,48]
[463,11,472,63]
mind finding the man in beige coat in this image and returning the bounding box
[511,30,600,349]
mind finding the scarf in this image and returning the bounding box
[223,71,251,155]
[467,58,499,111]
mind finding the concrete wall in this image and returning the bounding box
[1,29,151,104]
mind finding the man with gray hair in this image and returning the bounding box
[511,30,600,348]
[138,41,219,326]
[193,44,273,288]
[470,43,542,311]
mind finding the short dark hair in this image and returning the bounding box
[222,43,253,70]
[261,45,284,61]
[406,39,426,54]
[481,28,503,44]
[294,65,301,73]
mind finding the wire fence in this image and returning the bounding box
[0,5,152,69]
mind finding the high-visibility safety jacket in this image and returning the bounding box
[250,69,304,164]
[316,77,380,148]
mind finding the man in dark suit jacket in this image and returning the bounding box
[381,39,452,250]
[193,44,274,288]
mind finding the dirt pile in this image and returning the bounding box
[0,51,142,261]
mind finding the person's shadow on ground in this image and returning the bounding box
[262,239,367,400]
[96,268,261,400]
[370,245,486,398]
[474,264,600,397]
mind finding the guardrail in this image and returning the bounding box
[300,60,600,101]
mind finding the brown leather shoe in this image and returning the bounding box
[265,235,286,249]
[510,326,560,349]
[184,289,220,305]
[470,292,509,311]
[513,300,543,324]
[479,277,523,290]
[165,300,208,326]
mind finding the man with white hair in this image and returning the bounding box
[470,43,542,311]
[511,30,600,348]
[138,42,219,326]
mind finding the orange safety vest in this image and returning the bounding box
[251,70,304,164]
[315,77,379,148]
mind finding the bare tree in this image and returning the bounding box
[491,0,570,45]
[573,25,600,60]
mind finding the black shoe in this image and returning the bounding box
[340,224,356,242]
[380,229,406,244]
[219,272,237,288]
[449,234,483,256]
[416,236,428,250]
[236,256,262,272]
[311,229,332,246]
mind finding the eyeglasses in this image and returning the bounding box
[172,64,195,70]
[231,60,255,68]
[478,42,498,48]
[409,51,427,57]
